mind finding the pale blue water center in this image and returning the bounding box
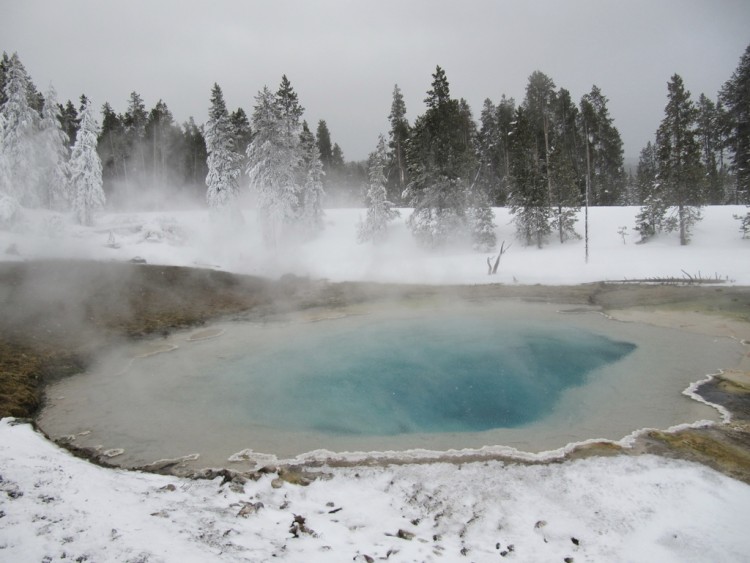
[218,316,635,436]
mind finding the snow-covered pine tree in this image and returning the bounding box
[579,86,627,206]
[651,74,705,245]
[549,87,581,243]
[0,52,40,206]
[0,114,20,227]
[298,121,325,235]
[508,106,551,248]
[246,86,300,245]
[39,85,71,210]
[404,66,477,247]
[70,97,105,226]
[387,84,410,204]
[205,83,241,221]
[633,141,671,242]
[358,134,399,243]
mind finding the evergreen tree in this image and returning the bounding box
[579,85,626,205]
[719,43,750,205]
[59,100,78,147]
[523,71,557,211]
[204,83,241,218]
[696,93,724,204]
[358,134,399,243]
[39,85,70,209]
[0,53,8,108]
[98,102,126,195]
[70,97,105,226]
[230,108,252,154]
[476,97,514,207]
[549,87,581,242]
[246,85,299,244]
[146,99,183,189]
[316,119,333,172]
[387,84,410,203]
[298,121,325,235]
[494,95,516,205]
[0,52,40,205]
[404,66,477,247]
[635,141,657,205]
[508,106,550,247]
[331,142,345,168]
[639,74,705,244]
[182,117,208,196]
[117,91,147,187]
[477,98,500,198]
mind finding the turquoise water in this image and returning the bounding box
[40,300,739,467]
[218,316,636,436]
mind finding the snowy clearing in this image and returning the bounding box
[1,204,750,561]
[1,205,748,285]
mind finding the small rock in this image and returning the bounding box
[289,514,316,538]
[564,558,574,563]
[396,529,415,541]
[571,537,580,546]
[535,520,547,529]
[271,478,284,489]
[238,501,264,517]
[159,484,176,492]
[129,256,147,264]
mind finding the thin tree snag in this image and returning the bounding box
[488,240,510,275]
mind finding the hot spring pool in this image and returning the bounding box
[38,300,743,469]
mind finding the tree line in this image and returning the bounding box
[1,45,749,246]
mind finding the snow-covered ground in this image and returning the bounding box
[1,205,749,285]
[2,204,750,562]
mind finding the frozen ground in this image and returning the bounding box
[1,205,748,285]
[1,205,750,561]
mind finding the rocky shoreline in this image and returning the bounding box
[2,260,750,482]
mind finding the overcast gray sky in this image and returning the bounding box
[2,0,749,162]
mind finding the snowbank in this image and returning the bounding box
[2,419,750,562]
